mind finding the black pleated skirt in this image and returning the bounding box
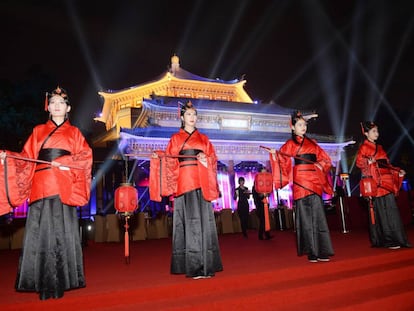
[171,189,223,277]
[369,193,411,248]
[15,196,85,298]
[295,194,334,258]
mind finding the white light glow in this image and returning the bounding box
[221,118,249,129]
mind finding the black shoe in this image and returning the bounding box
[308,255,318,263]
[265,235,274,240]
[258,236,264,240]
[388,245,401,250]
[192,275,212,280]
[39,291,52,300]
[53,290,64,299]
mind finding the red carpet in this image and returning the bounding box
[1,226,414,310]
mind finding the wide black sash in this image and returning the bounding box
[295,153,316,165]
[376,159,387,166]
[38,148,71,162]
[178,149,202,162]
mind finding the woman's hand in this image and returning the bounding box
[0,151,6,165]
[315,163,323,171]
[151,152,159,159]
[51,161,61,167]
[197,152,207,167]
[51,160,68,170]
[269,148,278,160]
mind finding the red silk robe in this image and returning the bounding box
[356,139,402,197]
[273,136,333,200]
[269,151,290,190]
[0,153,35,215]
[0,120,92,216]
[149,128,219,202]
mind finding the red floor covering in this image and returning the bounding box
[1,226,414,311]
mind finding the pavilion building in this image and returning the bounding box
[93,55,354,213]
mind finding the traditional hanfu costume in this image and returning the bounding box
[356,138,411,248]
[150,127,223,278]
[0,118,92,299]
[271,135,334,261]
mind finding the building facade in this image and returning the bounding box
[93,56,354,213]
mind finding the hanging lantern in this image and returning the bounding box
[114,183,138,264]
[359,177,378,225]
[254,172,273,232]
[115,183,138,214]
[360,177,377,198]
[255,172,273,194]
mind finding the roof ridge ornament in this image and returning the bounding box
[171,54,180,75]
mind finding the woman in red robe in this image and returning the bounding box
[150,101,222,279]
[0,87,92,300]
[270,111,334,262]
[356,121,411,249]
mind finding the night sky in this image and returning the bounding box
[1,0,414,164]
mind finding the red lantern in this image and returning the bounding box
[114,183,138,264]
[255,172,273,232]
[115,183,138,214]
[360,177,378,225]
[360,177,377,197]
[255,172,273,194]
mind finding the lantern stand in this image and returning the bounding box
[338,173,349,233]
[274,190,286,231]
